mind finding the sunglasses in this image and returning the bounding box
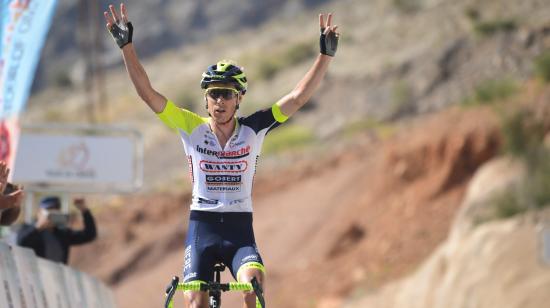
[205,87,239,100]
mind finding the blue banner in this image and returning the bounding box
[0,0,57,119]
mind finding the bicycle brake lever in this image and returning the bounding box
[165,276,179,294]
[251,277,265,308]
[164,276,179,308]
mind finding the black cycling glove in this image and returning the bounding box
[320,28,338,57]
[109,21,133,49]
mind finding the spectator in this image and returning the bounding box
[17,196,97,264]
[0,161,23,226]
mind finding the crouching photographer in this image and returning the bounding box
[17,196,97,264]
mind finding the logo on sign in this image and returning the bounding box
[46,141,95,179]
[59,142,90,171]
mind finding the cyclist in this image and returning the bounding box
[105,3,339,307]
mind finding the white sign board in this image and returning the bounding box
[12,125,142,193]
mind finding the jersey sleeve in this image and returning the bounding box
[239,103,289,134]
[157,100,207,134]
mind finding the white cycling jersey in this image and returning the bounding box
[158,100,288,212]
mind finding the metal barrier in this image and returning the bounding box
[0,242,117,308]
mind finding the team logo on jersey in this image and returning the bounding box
[206,175,242,184]
[199,160,248,173]
[196,145,251,159]
[207,185,241,192]
[205,175,242,192]
[230,140,246,147]
[197,197,219,205]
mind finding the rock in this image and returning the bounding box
[346,156,550,308]
[349,208,550,308]
[453,156,527,234]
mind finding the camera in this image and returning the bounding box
[47,212,69,226]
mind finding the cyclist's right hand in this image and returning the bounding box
[104,3,133,49]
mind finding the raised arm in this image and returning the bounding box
[104,3,167,113]
[67,198,97,244]
[277,13,339,117]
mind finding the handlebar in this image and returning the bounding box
[176,281,254,292]
[164,278,265,308]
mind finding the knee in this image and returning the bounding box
[238,269,265,289]
[242,290,257,303]
[237,264,265,285]
[239,270,265,304]
[185,291,208,308]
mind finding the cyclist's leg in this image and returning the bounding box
[183,213,218,308]
[218,212,265,307]
[231,247,266,308]
[238,264,265,308]
[184,291,208,308]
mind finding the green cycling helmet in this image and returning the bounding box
[200,60,248,94]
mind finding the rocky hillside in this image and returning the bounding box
[26,0,550,190]
[34,0,331,90]
[349,157,550,308]
[32,0,550,123]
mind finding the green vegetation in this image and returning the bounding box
[489,189,526,220]
[44,108,66,122]
[534,51,550,83]
[485,152,550,222]
[256,58,283,80]
[472,52,550,222]
[392,0,422,13]
[343,118,395,140]
[175,90,200,112]
[528,156,550,208]
[464,8,517,37]
[285,41,317,65]
[262,124,316,155]
[391,80,413,115]
[500,109,545,158]
[480,107,550,224]
[251,41,316,80]
[464,7,480,21]
[54,70,72,88]
[462,78,518,106]
[473,19,516,37]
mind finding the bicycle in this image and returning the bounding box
[164,263,266,308]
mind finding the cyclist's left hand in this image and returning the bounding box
[319,13,339,57]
